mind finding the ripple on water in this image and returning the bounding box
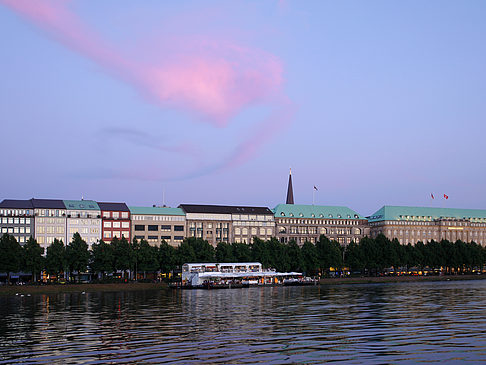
[1,280,486,363]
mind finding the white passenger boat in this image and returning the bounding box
[172,262,309,289]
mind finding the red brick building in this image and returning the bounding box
[97,202,131,242]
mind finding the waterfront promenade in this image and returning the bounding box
[1,274,485,295]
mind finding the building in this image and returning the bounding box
[275,170,369,245]
[63,200,101,248]
[368,206,486,246]
[274,204,369,245]
[31,198,67,249]
[179,204,275,245]
[0,199,35,245]
[129,206,186,246]
[97,202,131,242]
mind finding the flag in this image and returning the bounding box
[444,194,449,200]
[314,186,318,191]
[431,193,434,199]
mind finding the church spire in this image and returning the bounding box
[286,168,294,204]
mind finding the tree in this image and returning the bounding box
[286,240,303,272]
[0,234,23,283]
[137,239,159,278]
[344,240,364,273]
[301,241,319,276]
[176,238,214,265]
[251,237,270,268]
[22,237,44,283]
[360,236,381,274]
[45,239,67,280]
[215,242,235,262]
[159,241,177,274]
[66,233,90,282]
[316,235,343,274]
[232,242,252,262]
[90,240,114,279]
[267,237,289,272]
[112,236,133,279]
[131,238,140,280]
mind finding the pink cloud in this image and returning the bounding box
[2,0,292,178]
[140,45,283,127]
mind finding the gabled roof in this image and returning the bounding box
[30,198,66,209]
[273,204,365,220]
[97,202,130,212]
[63,200,100,210]
[0,199,34,209]
[368,206,486,222]
[129,206,185,216]
[179,204,273,215]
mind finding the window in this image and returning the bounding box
[112,212,119,219]
[121,212,128,219]
[103,212,110,218]
[174,225,184,231]
[174,236,184,241]
[161,225,171,231]
[161,236,171,240]
[122,222,129,228]
[135,225,145,231]
[113,221,121,228]
[104,231,112,238]
[235,228,241,235]
[104,221,111,228]
[147,235,158,240]
[148,225,158,231]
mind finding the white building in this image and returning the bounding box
[64,200,102,248]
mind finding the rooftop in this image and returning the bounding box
[63,200,100,211]
[0,199,34,209]
[368,205,486,222]
[97,202,130,212]
[179,204,273,215]
[30,198,66,209]
[129,206,185,216]
[273,204,365,220]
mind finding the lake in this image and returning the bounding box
[1,279,486,364]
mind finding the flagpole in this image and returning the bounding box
[312,188,315,205]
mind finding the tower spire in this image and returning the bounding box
[286,168,294,204]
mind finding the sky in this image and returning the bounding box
[1,0,485,216]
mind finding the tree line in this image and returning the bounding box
[1,233,486,283]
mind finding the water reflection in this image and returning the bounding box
[1,280,486,363]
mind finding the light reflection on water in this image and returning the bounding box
[1,280,486,364]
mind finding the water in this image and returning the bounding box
[1,280,486,364]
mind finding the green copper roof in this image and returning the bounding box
[273,204,364,220]
[368,206,486,222]
[129,206,185,216]
[63,200,100,210]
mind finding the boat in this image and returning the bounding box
[170,262,309,289]
[283,277,319,286]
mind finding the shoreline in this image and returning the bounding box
[0,282,168,296]
[1,275,485,295]
[319,274,486,285]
